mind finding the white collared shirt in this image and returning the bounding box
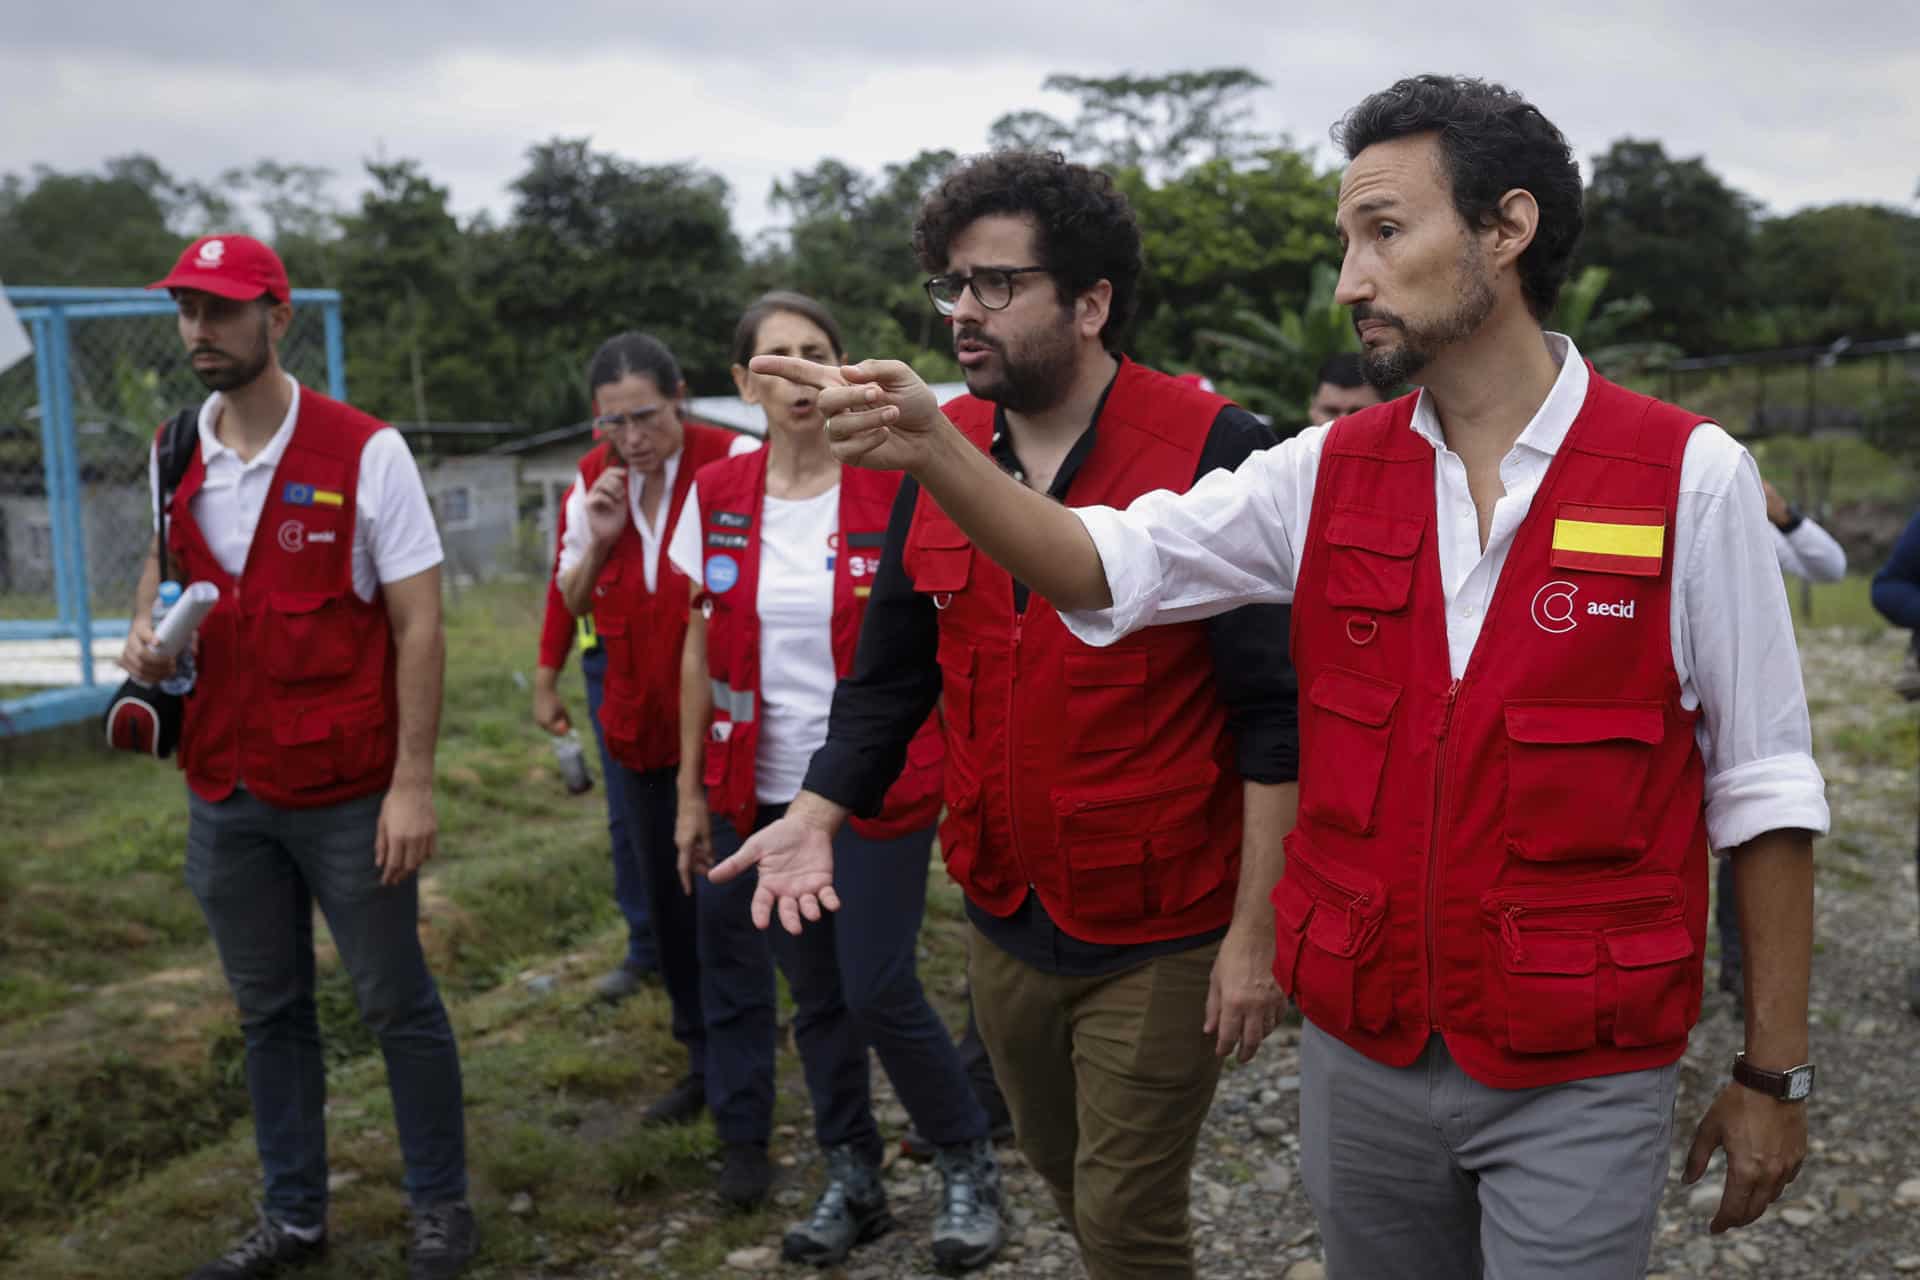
[1773,519,1847,584]
[149,374,443,601]
[1064,335,1828,853]
[558,433,759,593]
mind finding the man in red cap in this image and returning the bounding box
[121,234,477,1279]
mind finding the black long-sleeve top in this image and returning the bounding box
[804,386,1299,976]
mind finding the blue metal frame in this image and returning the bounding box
[2,286,345,736]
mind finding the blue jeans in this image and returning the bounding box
[700,806,989,1159]
[186,788,467,1229]
[581,645,656,972]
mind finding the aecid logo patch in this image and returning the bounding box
[1531,580,1638,633]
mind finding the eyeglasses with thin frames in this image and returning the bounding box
[593,406,675,434]
[924,266,1051,316]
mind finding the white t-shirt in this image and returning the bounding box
[149,374,443,601]
[669,481,840,805]
[558,432,759,594]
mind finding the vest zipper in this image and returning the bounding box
[1500,893,1678,965]
[1427,677,1461,1030]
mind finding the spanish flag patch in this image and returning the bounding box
[1550,504,1665,577]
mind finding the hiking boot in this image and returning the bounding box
[781,1144,892,1265]
[716,1142,773,1211]
[642,1074,706,1126]
[594,962,655,1002]
[931,1139,1004,1271]
[189,1211,326,1279]
[407,1200,478,1279]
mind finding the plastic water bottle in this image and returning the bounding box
[553,730,592,794]
[154,581,197,696]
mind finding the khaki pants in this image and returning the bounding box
[969,926,1223,1280]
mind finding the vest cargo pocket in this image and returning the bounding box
[1604,920,1697,1047]
[1483,879,1688,1055]
[701,732,731,788]
[1504,701,1664,862]
[1300,667,1400,836]
[263,592,358,683]
[1062,648,1149,754]
[936,635,975,737]
[937,782,985,889]
[1269,830,1392,1034]
[1322,508,1423,613]
[1055,765,1221,924]
[269,697,385,792]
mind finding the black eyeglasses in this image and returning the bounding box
[924,266,1051,316]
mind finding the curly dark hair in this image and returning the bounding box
[1333,75,1583,320]
[912,151,1141,351]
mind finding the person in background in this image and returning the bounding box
[124,234,476,1280]
[670,291,1004,1265]
[555,333,754,1130]
[532,482,660,1000]
[712,152,1300,1280]
[1307,350,1387,424]
[1870,505,1920,1016]
[1717,475,1847,999]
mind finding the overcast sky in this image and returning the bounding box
[6,0,1916,242]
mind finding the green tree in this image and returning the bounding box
[756,149,959,379]
[0,159,180,285]
[478,139,745,427]
[989,69,1272,181]
[1577,139,1757,352]
[1194,261,1355,423]
[1748,204,1920,345]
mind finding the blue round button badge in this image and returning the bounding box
[705,554,740,594]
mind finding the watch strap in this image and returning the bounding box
[1732,1052,1814,1101]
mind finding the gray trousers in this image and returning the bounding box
[1299,1022,1678,1280]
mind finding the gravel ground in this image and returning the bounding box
[646,626,1920,1278]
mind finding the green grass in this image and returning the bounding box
[1788,573,1885,634]
[0,580,975,1277]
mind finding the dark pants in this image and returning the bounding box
[580,645,656,972]
[699,806,989,1160]
[611,762,704,1079]
[186,788,467,1230]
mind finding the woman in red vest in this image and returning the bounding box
[668,293,1003,1271]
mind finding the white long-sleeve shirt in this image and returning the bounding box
[1063,335,1828,855]
[1773,518,1847,584]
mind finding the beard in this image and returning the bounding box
[957,313,1079,414]
[1355,244,1497,391]
[189,316,274,393]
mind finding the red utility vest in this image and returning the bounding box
[694,452,944,840]
[902,358,1244,945]
[1280,369,1710,1089]
[578,425,735,772]
[167,391,398,809]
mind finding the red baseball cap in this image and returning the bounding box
[148,234,291,302]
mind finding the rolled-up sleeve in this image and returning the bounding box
[1676,429,1830,850]
[1061,427,1325,647]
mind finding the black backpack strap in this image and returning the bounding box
[155,406,200,584]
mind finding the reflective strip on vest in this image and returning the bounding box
[711,679,756,723]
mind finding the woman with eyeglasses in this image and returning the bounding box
[666,292,1003,1270]
[556,332,756,1134]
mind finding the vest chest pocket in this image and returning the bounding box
[1270,829,1393,1034]
[1322,508,1423,613]
[262,592,359,683]
[1062,648,1148,754]
[1300,667,1401,836]
[1482,880,1694,1055]
[1504,701,1664,862]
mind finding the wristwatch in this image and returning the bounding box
[1732,1052,1815,1102]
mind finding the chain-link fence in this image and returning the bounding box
[1,287,344,735]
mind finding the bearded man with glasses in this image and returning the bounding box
[709,150,1300,1280]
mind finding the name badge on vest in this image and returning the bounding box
[1549,504,1665,577]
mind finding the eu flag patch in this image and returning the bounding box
[284,483,345,508]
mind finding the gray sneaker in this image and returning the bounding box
[408,1199,477,1279]
[189,1210,326,1279]
[931,1139,1004,1271]
[782,1145,892,1265]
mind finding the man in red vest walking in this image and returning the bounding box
[734,77,1826,1279]
[711,152,1299,1279]
[121,235,475,1279]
